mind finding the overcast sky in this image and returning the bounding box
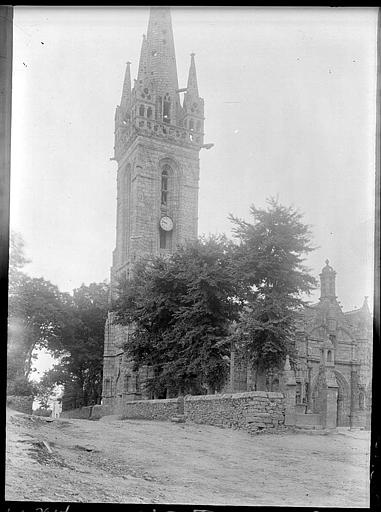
[11,6,377,313]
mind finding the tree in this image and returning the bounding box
[8,231,30,287]
[8,275,74,384]
[113,236,240,396]
[7,233,74,394]
[229,198,317,388]
[7,232,108,404]
[41,282,109,406]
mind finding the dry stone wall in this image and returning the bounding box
[120,397,182,421]
[61,392,286,433]
[184,392,285,433]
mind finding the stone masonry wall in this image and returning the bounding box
[60,392,285,433]
[7,395,34,415]
[184,392,285,433]
[119,397,182,421]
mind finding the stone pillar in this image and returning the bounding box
[282,355,297,426]
[319,365,338,429]
[350,369,360,429]
[306,363,313,413]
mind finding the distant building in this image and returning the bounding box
[102,7,205,404]
[230,260,373,428]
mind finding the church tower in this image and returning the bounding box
[111,7,204,285]
[103,7,205,403]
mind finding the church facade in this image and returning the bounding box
[102,8,205,404]
[229,260,373,428]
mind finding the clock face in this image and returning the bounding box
[160,216,173,232]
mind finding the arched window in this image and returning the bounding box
[327,350,332,362]
[147,107,153,119]
[189,119,194,131]
[161,167,169,206]
[163,93,171,124]
[139,104,145,117]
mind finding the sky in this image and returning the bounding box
[11,6,377,315]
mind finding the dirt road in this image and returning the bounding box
[5,407,370,507]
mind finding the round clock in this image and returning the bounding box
[159,216,173,232]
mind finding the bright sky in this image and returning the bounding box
[11,6,377,314]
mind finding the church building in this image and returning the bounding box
[229,260,372,428]
[102,7,205,404]
[101,8,372,430]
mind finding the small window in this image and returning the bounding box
[189,119,194,131]
[163,93,171,124]
[327,350,332,362]
[196,121,201,132]
[161,168,168,206]
[139,105,145,117]
[147,107,153,119]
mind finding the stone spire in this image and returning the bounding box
[137,34,148,83]
[120,61,131,110]
[319,259,337,301]
[138,7,179,95]
[186,53,199,97]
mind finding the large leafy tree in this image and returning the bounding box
[7,233,74,394]
[8,232,109,404]
[113,236,240,397]
[229,198,317,388]
[41,282,109,406]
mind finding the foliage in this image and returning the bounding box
[41,282,109,406]
[7,375,37,396]
[8,273,74,383]
[113,236,240,396]
[8,230,31,288]
[7,233,74,394]
[229,198,317,385]
[7,232,109,404]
